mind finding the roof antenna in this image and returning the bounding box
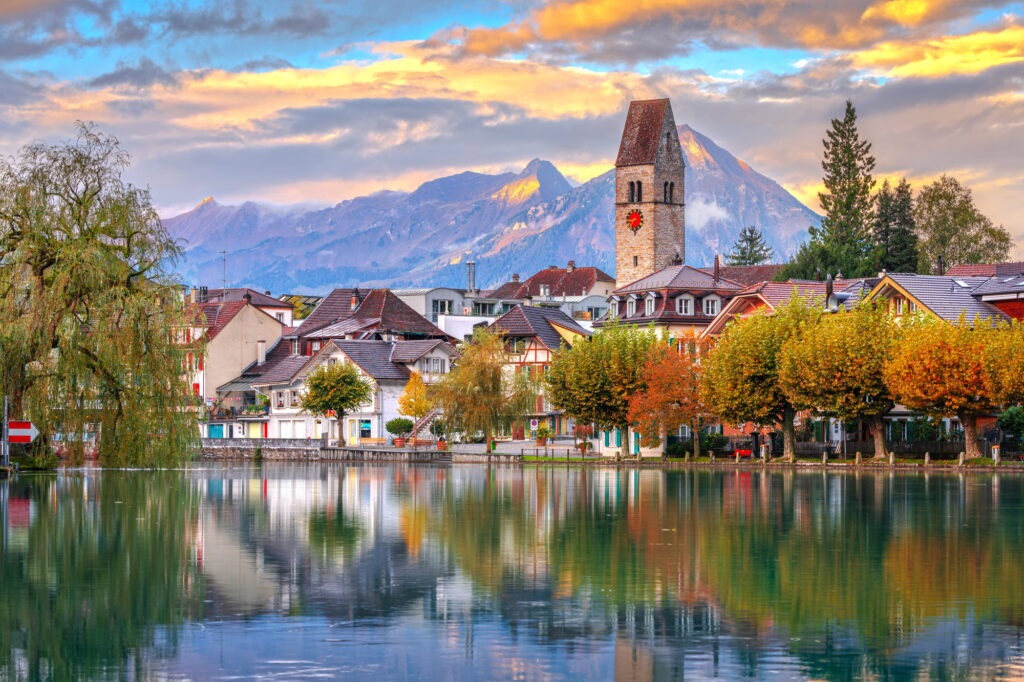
[220,250,227,289]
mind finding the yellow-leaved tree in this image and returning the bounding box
[398,371,431,438]
[779,303,897,458]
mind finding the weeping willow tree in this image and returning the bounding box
[0,123,199,465]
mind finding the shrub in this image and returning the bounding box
[385,418,414,437]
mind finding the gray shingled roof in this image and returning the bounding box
[884,274,1009,322]
[490,305,591,351]
[969,275,1024,297]
[389,339,452,362]
[616,265,743,294]
[331,340,411,380]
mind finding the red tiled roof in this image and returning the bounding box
[292,288,371,336]
[616,99,670,166]
[294,288,450,340]
[189,300,247,341]
[946,263,996,276]
[486,264,614,300]
[738,281,830,308]
[698,264,785,287]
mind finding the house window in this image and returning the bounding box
[626,299,636,317]
[290,339,299,355]
[644,297,655,315]
[311,341,322,353]
[895,298,904,315]
[276,312,284,322]
[431,357,447,374]
[290,390,299,407]
[676,296,693,315]
[359,420,372,439]
[703,297,719,316]
[431,299,453,322]
[539,284,551,298]
[276,392,284,408]
[909,300,916,312]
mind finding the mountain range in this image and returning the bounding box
[163,124,820,292]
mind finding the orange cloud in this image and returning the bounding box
[853,24,1024,77]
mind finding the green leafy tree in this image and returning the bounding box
[299,361,373,445]
[431,327,535,450]
[997,406,1024,441]
[701,296,823,461]
[914,175,1012,273]
[0,124,198,466]
[779,304,897,458]
[783,100,876,280]
[385,417,414,438]
[874,178,918,273]
[546,322,663,460]
[726,226,775,266]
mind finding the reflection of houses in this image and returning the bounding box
[488,305,591,437]
[252,339,456,443]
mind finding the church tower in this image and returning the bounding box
[614,99,685,288]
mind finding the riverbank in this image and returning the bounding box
[519,453,1023,471]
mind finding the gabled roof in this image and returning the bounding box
[697,264,785,287]
[870,274,1009,322]
[971,274,1024,297]
[615,265,744,294]
[944,261,1024,277]
[734,280,831,309]
[293,288,449,340]
[292,288,371,337]
[229,337,309,389]
[616,99,670,166]
[485,264,615,300]
[489,305,591,351]
[206,288,292,309]
[190,300,246,340]
[389,339,454,363]
[329,340,412,380]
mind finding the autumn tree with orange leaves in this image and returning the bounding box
[882,315,1024,459]
[628,335,711,459]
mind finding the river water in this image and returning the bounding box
[2,464,1023,680]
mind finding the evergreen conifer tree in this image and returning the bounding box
[782,100,876,279]
[726,226,775,266]
[874,178,918,273]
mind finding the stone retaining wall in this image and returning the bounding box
[451,453,522,464]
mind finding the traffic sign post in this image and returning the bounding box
[7,422,38,444]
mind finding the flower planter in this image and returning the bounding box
[536,437,548,446]
[393,438,407,448]
[436,441,447,452]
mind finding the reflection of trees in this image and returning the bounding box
[307,508,363,562]
[431,469,1024,678]
[0,473,202,679]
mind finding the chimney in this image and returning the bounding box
[264,290,271,295]
[672,251,683,266]
[511,273,520,283]
[198,286,208,303]
[567,260,575,272]
[523,294,533,307]
[549,265,557,270]
[713,255,720,283]
[466,261,476,294]
[350,291,360,309]
[937,255,945,276]
[243,291,252,304]
[257,340,266,366]
[189,287,199,303]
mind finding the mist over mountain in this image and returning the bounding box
[164,125,820,292]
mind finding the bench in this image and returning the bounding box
[358,437,388,447]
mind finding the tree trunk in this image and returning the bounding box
[781,407,796,463]
[868,415,887,460]
[692,423,701,460]
[619,424,629,461]
[486,427,492,455]
[960,412,982,459]
[659,424,668,459]
[338,414,346,446]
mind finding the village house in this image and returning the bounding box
[488,304,591,439]
[251,339,456,444]
[186,292,285,406]
[203,287,297,326]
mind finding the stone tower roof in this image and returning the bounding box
[615,99,671,166]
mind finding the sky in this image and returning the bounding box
[0,0,1022,254]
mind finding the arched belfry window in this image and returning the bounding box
[669,182,675,203]
[663,181,669,202]
[636,181,643,202]
[628,181,635,202]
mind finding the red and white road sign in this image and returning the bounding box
[7,421,39,444]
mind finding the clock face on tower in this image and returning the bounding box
[626,209,644,233]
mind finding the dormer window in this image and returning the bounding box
[539,284,551,298]
[626,299,636,317]
[676,295,693,315]
[290,339,299,355]
[644,297,655,315]
[703,297,720,316]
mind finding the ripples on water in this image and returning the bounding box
[2,464,1023,680]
